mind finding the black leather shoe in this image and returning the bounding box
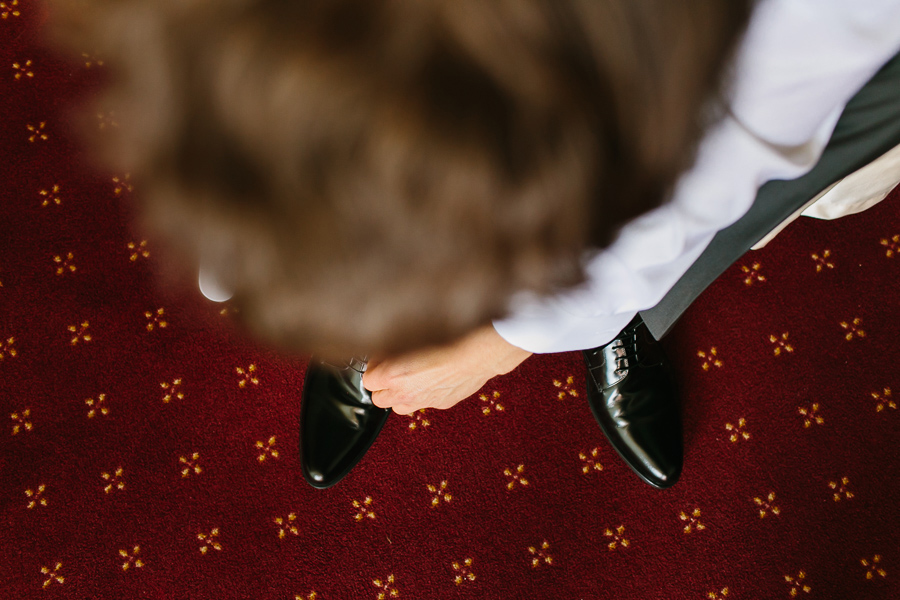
[300,357,390,489]
[583,316,682,489]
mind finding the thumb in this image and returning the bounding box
[362,359,386,392]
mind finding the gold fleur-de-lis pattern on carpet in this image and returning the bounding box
[112,173,133,196]
[707,587,730,600]
[68,321,92,345]
[870,387,896,412]
[101,467,125,494]
[528,540,553,567]
[769,332,794,356]
[52,252,76,276]
[119,546,144,571]
[372,574,399,599]
[127,240,150,262]
[861,555,887,580]
[881,234,899,257]
[679,508,705,534]
[754,492,781,519]
[503,464,529,490]
[161,378,184,403]
[39,184,62,207]
[553,375,579,400]
[12,59,33,80]
[579,447,603,473]
[426,480,452,507]
[829,477,854,502]
[197,529,222,554]
[25,484,47,509]
[725,417,750,443]
[740,262,766,285]
[40,562,64,589]
[698,346,723,370]
[274,513,299,539]
[784,571,811,597]
[10,407,31,434]
[604,525,630,551]
[179,452,202,478]
[144,308,168,332]
[479,390,504,415]
[840,317,866,340]
[236,364,259,388]
[255,436,279,462]
[26,121,47,143]
[408,409,431,430]
[352,497,376,521]
[451,557,476,585]
[811,249,834,271]
[0,336,17,360]
[85,394,110,419]
[81,53,104,69]
[1,0,21,19]
[798,403,824,428]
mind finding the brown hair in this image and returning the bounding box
[47,0,752,356]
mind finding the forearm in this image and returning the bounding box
[495,0,900,354]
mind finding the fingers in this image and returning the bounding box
[371,389,391,409]
[365,361,416,412]
[371,389,420,415]
[367,362,408,409]
[371,388,411,409]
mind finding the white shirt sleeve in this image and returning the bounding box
[493,0,900,354]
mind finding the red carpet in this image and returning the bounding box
[2,7,899,599]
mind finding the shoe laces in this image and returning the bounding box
[320,356,368,372]
[610,337,640,378]
[344,356,368,372]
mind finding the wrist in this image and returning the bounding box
[469,325,532,376]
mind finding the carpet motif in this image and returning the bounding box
[1,7,899,600]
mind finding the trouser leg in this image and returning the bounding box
[640,49,900,341]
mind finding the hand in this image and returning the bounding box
[362,325,532,415]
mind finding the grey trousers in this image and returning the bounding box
[641,50,900,340]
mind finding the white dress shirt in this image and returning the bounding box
[493,0,900,354]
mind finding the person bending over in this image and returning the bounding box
[63,0,888,489]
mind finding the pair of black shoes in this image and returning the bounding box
[299,316,681,489]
